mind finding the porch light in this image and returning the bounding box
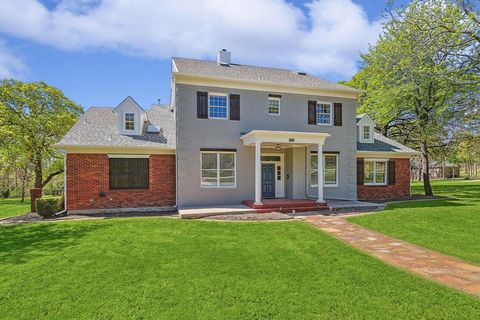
[275,144,281,151]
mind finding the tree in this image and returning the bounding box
[457,132,480,178]
[347,0,478,195]
[0,80,83,191]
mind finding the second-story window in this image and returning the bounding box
[208,93,228,119]
[316,102,332,125]
[125,113,135,131]
[268,97,280,115]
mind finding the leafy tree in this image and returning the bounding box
[0,80,83,191]
[347,0,479,195]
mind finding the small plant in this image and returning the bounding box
[36,197,64,218]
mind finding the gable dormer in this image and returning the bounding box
[113,96,147,136]
[356,113,375,143]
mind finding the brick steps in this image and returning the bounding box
[242,199,328,213]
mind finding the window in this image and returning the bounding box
[124,113,135,131]
[363,126,371,140]
[201,152,236,187]
[109,158,149,190]
[364,160,387,185]
[268,97,280,115]
[208,94,228,119]
[316,102,332,125]
[310,153,338,187]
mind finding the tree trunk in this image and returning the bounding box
[20,167,27,202]
[33,156,43,189]
[420,141,433,196]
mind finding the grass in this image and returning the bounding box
[349,179,480,265]
[0,219,479,319]
[0,198,31,219]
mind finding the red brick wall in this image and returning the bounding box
[66,154,176,211]
[357,158,411,201]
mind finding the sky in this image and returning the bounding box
[0,0,410,110]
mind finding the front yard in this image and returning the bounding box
[349,179,480,265]
[0,198,30,219]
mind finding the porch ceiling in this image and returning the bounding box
[240,130,330,146]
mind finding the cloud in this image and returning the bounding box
[0,39,28,79]
[0,0,381,79]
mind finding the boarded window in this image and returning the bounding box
[109,158,149,190]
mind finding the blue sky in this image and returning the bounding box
[0,0,409,110]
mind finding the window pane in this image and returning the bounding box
[109,158,148,190]
[364,161,374,183]
[209,95,228,118]
[316,103,331,124]
[310,154,318,170]
[125,113,135,130]
[375,162,386,184]
[220,169,235,186]
[220,153,234,170]
[324,155,337,185]
[363,126,370,139]
[201,169,218,186]
[310,170,318,186]
[202,153,217,170]
[268,98,280,114]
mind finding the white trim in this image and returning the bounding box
[173,73,362,98]
[261,153,284,197]
[267,96,281,116]
[241,130,330,146]
[309,153,339,188]
[200,151,236,189]
[207,92,229,120]
[364,159,388,185]
[357,151,417,158]
[107,154,150,158]
[315,101,333,126]
[360,125,374,143]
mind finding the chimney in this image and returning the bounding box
[217,49,231,65]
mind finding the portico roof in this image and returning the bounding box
[240,130,330,146]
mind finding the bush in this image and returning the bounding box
[36,197,64,218]
[2,188,10,198]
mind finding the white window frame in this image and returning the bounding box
[316,101,333,126]
[310,153,339,188]
[364,159,388,186]
[363,125,371,140]
[208,93,229,120]
[200,151,236,188]
[268,97,281,115]
[124,112,135,131]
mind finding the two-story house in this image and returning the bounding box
[56,50,418,213]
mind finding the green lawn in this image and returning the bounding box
[349,179,480,265]
[0,198,30,219]
[0,219,479,319]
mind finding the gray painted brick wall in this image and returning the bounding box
[175,83,357,207]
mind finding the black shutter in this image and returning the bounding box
[334,103,342,126]
[308,100,317,125]
[230,94,240,121]
[388,160,396,185]
[357,158,364,185]
[197,91,208,119]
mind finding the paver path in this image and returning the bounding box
[304,216,480,296]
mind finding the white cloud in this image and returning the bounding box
[0,0,381,79]
[0,39,28,79]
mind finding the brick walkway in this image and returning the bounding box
[304,216,480,296]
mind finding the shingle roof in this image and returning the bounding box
[56,105,175,148]
[357,133,418,154]
[173,57,362,94]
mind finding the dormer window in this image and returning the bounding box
[125,113,135,131]
[363,126,371,140]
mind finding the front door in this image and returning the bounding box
[261,163,276,198]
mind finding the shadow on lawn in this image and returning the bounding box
[384,199,469,210]
[0,222,109,265]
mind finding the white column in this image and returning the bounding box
[317,143,325,203]
[254,141,262,205]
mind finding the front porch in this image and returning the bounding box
[240,130,330,205]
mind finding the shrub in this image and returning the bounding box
[36,197,64,218]
[2,189,10,198]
